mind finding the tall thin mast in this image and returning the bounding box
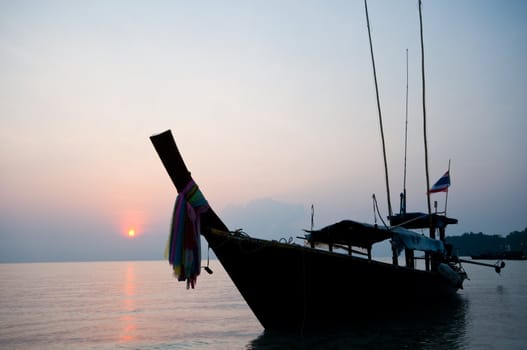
[364,0,393,217]
[402,48,409,214]
[419,0,434,238]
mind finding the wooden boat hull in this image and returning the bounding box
[150,130,461,331]
[203,228,459,330]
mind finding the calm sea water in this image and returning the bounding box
[1,259,525,349]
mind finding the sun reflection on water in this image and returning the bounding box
[119,263,137,343]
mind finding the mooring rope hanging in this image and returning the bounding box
[373,194,378,225]
[372,194,390,230]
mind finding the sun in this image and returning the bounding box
[127,229,136,238]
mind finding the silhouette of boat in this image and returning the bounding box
[149,1,503,331]
[150,130,467,330]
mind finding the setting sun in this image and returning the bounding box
[127,229,136,238]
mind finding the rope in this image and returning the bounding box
[279,236,294,244]
[390,212,429,230]
[372,194,389,229]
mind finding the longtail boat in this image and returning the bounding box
[150,129,470,330]
[150,1,503,331]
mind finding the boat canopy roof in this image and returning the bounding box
[305,220,390,249]
[389,212,458,229]
[305,219,444,253]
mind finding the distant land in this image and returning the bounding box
[446,227,527,257]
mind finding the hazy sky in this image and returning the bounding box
[1,1,526,262]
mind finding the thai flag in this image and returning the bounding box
[429,170,451,193]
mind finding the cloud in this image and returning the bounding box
[219,198,309,241]
[0,210,167,263]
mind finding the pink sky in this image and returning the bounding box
[1,0,526,262]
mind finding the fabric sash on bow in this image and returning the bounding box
[165,179,209,289]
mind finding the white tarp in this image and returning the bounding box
[390,226,445,255]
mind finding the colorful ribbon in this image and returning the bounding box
[165,179,209,289]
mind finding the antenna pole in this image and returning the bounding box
[310,204,315,231]
[364,0,393,217]
[444,159,451,215]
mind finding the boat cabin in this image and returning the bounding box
[304,219,447,270]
